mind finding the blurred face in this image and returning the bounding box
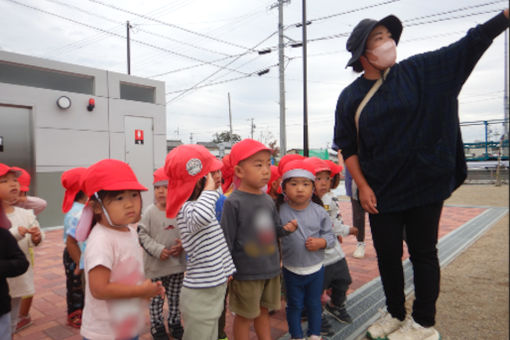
[315,171,331,198]
[0,173,20,202]
[154,185,167,209]
[284,177,314,209]
[100,190,142,226]
[235,150,272,193]
[211,170,222,190]
[365,25,393,54]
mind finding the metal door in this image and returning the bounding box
[0,105,34,190]
[124,116,154,209]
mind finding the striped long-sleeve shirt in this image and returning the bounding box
[177,190,236,289]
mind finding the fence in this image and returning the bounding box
[460,119,509,161]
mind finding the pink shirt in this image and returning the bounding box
[81,223,146,340]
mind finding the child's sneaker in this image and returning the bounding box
[353,242,365,258]
[307,336,322,340]
[366,309,404,340]
[320,315,334,336]
[325,303,352,324]
[387,317,441,340]
[151,324,169,340]
[15,314,32,332]
[169,323,184,340]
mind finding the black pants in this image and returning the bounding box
[63,248,84,315]
[351,198,366,242]
[369,202,443,327]
[323,258,352,307]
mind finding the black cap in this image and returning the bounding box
[345,15,402,68]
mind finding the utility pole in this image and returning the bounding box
[504,30,509,139]
[189,132,193,144]
[249,118,256,139]
[278,0,287,156]
[126,21,132,75]
[301,0,309,156]
[228,92,233,135]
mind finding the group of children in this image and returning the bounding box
[1,137,358,340]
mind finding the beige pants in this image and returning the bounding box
[179,282,227,340]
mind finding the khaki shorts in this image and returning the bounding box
[228,275,281,319]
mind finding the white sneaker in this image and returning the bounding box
[307,336,322,340]
[366,309,405,340]
[388,317,441,340]
[353,242,365,258]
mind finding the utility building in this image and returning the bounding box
[0,50,167,228]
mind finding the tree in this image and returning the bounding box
[268,139,280,158]
[212,131,241,144]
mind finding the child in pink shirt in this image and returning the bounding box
[76,159,164,340]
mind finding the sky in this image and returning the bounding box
[0,0,508,151]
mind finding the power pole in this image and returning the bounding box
[301,0,309,156]
[504,30,509,139]
[127,21,132,75]
[228,92,233,135]
[249,118,256,139]
[189,132,193,144]
[278,0,287,156]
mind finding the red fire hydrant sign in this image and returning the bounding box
[135,129,144,145]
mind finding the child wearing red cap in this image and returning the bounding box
[10,167,47,216]
[164,144,235,340]
[7,166,48,332]
[61,167,88,329]
[304,158,357,327]
[137,167,186,340]
[277,159,335,340]
[0,164,30,340]
[266,165,282,201]
[77,159,164,340]
[1,164,44,335]
[220,139,297,340]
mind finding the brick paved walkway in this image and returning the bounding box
[13,202,486,340]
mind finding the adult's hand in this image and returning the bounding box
[358,184,379,214]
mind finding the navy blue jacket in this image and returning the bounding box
[334,12,509,213]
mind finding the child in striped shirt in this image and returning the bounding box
[164,144,236,340]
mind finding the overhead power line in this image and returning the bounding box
[87,0,255,52]
[5,0,253,76]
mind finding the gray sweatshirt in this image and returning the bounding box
[221,190,289,280]
[279,201,335,269]
[137,204,186,279]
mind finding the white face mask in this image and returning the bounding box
[365,39,397,70]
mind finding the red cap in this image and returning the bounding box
[81,159,147,198]
[278,154,305,175]
[221,154,234,193]
[164,144,223,218]
[229,139,270,167]
[61,167,87,213]
[281,159,316,182]
[266,165,281,194]
[325,160,343,176]
[303,157,330,174]
[11,167,30,192]
[153,167,168,186]
[0,163,21,178]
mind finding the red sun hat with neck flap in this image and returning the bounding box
[303,157,330,174]
[153,167,169,186]
[164,144,223,218]
[266,165,281,194]
[281,159,316,182]
[61,167,87,213]
[11,167,30,192]
[81,159,148,198]
[324,160,343,176]
[229,139,270,167]
[278,154,305,175]
[221,154,234,193]
[0,163,21,178]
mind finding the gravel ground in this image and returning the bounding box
[359,184,509,340]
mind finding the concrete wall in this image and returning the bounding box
[0,51,166,227]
